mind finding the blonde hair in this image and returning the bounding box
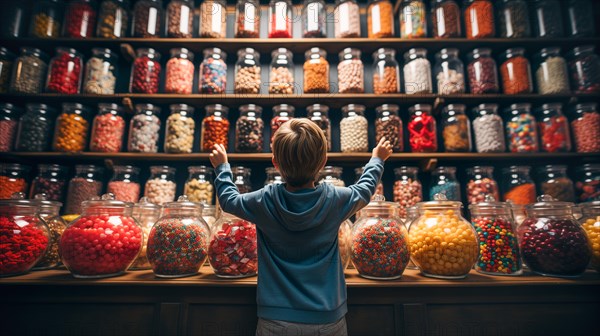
[272,118,327,187]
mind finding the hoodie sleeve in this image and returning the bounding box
[336,157,385,220]
[214,163,263,224]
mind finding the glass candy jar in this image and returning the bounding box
[441,104,471,152]
[166,0,193,38]
[203,205,217,229]
[165,104,195,154]
[304,47,329,93]
[434,48,465,94]
[234,48,261,94]
[0,48,15,93]
[467,48,499,94]
[375,104,403,152]
[566,0,595,37]
[409,194,478,279]
[531,0,563,38]
[0,103,19,152]
[535,103,571,153]
[200,0,227,38]
[469,197,522,275]
[431,0,461,38]
[466,166,499,205]
[29,164,68,202]
[580,201,600,272]
[45,47,83,94]
[568,46,600,94]
[307,104,331,151]
[199,48,227,94]
[367,0,394,38]
[271,104,294,143]
[132,0,162,38]
[208,212,258,278]
[269,48,295,94]
[372,48,400,94]
[10,47,48,94]
[502,166,536,205]
[571,103,600,153]
[393,167,423,218]
[130,48,161,94]
[340,104,368,153]
[338,48,364,93]
[319,166,345,187]
[355,167,384,199]
[128,104,161,153]
[63,0,97,38]
[64,165,103,215]
[165,48,194,94]
[303,0,326,38]
[235,0,260,38]
[576,164,600,202]
[500,48,533,94]
[29,0,63,38]
[351,196,410,279]
[144,166,177,206]
[83,48,118,95]
[59,194,143,278]
[90,103,126,153]
[338,219,352,270]
[334,0,360,38]
[0,198,50,277]
[538,165,575,202]
[52,103,89,153]
[15,103,56,152]
[429,166,461,201]
[519,196,591,277]
[268,0,293,38]
[535,47,570,95]
[130,197,161,270]
[497,0,530,38]
[408,104,437,153]
[147,196,211,277]
[504,103,539,153]
[0,164,30,200]
[184,166,214,204]
[97,0,129,38]
[32,195,67,270]
[400,0,427,38]
[232,166,252,194]
[403,48,432,94]
[471,104,505,153]
[235,104,264,153]
[201,104,229,152]
[107,165,141,203]
[265,167,284,185]
[464,0,495,38]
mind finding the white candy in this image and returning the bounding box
[144,178,176,205]
[473,114,506,153]
[403,58,432,94]
[128,114,161,153]
[83,57,116,95]
[340,115,368,152]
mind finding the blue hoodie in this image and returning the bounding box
[214,157,384,324]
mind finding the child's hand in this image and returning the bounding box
[209,144,229,168]
[372,137,393,161]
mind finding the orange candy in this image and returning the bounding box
[503,183,536,205]
[0,176,27,199]
[53,112,89,152]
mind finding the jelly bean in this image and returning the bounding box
[472,216,521,275]
[130,55,161,94]
[200,58,227,94]
[0,215,49,276]
[466,177,499,205]
[208,220,258,278]
[506,113,539,153]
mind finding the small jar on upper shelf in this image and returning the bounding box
[441,104,471,153]
[537,165,575,203]
[10,48,48,94]
[234,48,261,94]
[372,48,400,94]
[570,103,600,153]
[64,164,104,215]
[52,103,91,153]
[466,166,499,205]
[338,48,364,94]
[89,103,126,153]
[367,0,394,38]
[464,0,495,39]
[199,47,227,94]
[307,104,331,151]
[132,0,162,38]
[184,166,214,205]
[200,0,227,38]
[46,47,84,95]
[497,0,531,38]
[471,104,506,153]
[393,166,422,218]
[431,0,461,38]
[29,0,63,38]
[0,164,30,200]
[235,104,264,153]
[271,104,294,143]
[201,104,230,152]
[63,0,97,38]
[15,103,56,152]
[534,47,570,95]
[166,0,194,38]
[232,166,252,193]
[340,104,368,153]
[429,166,461,201]
[531,0,564,38]
[128,104,161,153]
[502,165,536,205]
[334,0,360,38]
[575,164,600,203]
[165,48,194,95]
[319,166,345,187]
[408,104,437,153]
[144,166,177,206]
[0,48,15,93]
[165,104,195,154]
[568,45,600,95]
[499,48,533,95]
[375,104,403,152]
[434,48,465,95]
[304,47,329,93]
[83,48,118,95]
[268,0,293,38]
[235,0,260,38]
[403,48,432,94]
[565,0,596,37]
[107,165,141,203]
[0,103,20,152]
[269,48,295,94]
[399,0,427,38]
[535,103,571,153]
[504,103,539,153]
[130,48,161,94]
[466,48,499,94]
[302,0,327,38]
[96,0,129,38]
[265,167,284,185]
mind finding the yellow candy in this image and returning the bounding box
[582,216,600,272]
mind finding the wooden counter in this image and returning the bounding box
[1,268,599,336]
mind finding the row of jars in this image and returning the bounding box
[2,0,595,40]
[2,189,599,281]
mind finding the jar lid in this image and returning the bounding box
[538,47,561,59]
[526,195,574,211]
[188,165,213,174]
[133,197,161,210]
[32,193,63,209]
[570,45,594,57]
[341,104,365,113]
[376,104,399,112]
[0,47,15,59]
[233,166,251,175]
[113,165,140,174]
[442,104,465,114]
[321,166,342,174]
[505,103,532,113]
[466,165,493,175]
[82,193,133,209]
[578,163,600,172]
[409,104,432,114]
[580,201,600,210]
[362,194,400,211]
[0,192,38,208]
[206,104,229,113]
[468,195,509,211]
[170,104,194,113]
[150,165,176,174]
[92,48,118,60]
[537,102,563,112]
[468,48,491,58]
[163,195,203,210]
[417,193,462,209]
[502,165,530,173]
[307,104,329,113]
[394,166,418,174]
[272,104,295,114]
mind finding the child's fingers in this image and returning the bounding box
[377,137,386,146]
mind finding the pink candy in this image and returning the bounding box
[107,181,140,203]
[165,58,194,94]
[90,113,126,153]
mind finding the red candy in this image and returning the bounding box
[59,214,143,277]
[408,112,438,152]
[539,115,571,153]
[0,215,49,276]
[572,111,600,153]
[63,2,97,38]
[208,219,258,278]
[90,113,126,152]
[46,50,83,94]
[271,115,292,143]
[130,56,161,94]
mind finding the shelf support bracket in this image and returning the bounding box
[122,97,134,114]
[433,97,445,114]
[120,43,136,63]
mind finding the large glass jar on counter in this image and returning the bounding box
[265,167,284,185]
[441,104,471,152]
[375,104,402,152]
[393,166,422,218]
[96,0,129,38]
[45,47,83,94]
[566,0,595,37]
[431,0,461,38]
[497,0,530,38]
[60,194,143,278]
[107,165,141,203]
[165,104,195,154]
[576,164,600,202]
[130,48,161,94]
[351,196,410,280]
[208,212,258,278]
[408,104,437,153]
[535,103,571,153]
[132,0,162,37]
[235,104,264,153]
[199,48,227,94]
[372,48,400,94]
[531,0,563,38]
[518,195,591,277]
[201,104,229,153]
[500,48,533,95]
[0,198,50,277]
[268,0,292,38]
[83,48,118,95]
[0,48,15,93]
[502,166,536,205]
[166,0,193,38]
[434,48,465,94]
[340,104,368,153]
[580,201,600,272]
[399,0,427,38]
[338,219,352,270]
[535,47,570,95]
[90,103,126,153]
[464,0,495,38]
[319,166,345,187]
[130,197,161,270]
[410,194,478,279]
[303,0,326,37]
[0,103,20,152]
[0,163,30,200]
[338,48,364,93]
[32,195,67,270]
[471,104,505,153]
[355,167,384,199]
[144,166,177,206]
[403,48,432,94]
[466,166,499,205]
[269,48,295,94]
[29,164,68,202]
[202,205,217,230]
[232,166,252,193]
[271,104,294,143]
[11,48,48,95]
[64,165,103,215]
[15,103,56,152]
[467,48,499,94]
[429,166,461,201]
[307,104,331,151]
[234,48,261,94]
[29,0,63,38]
[200,0,227,38]
[538,165,575,202]
[334,0,360,38]
[62,0,97,38]
[128,104,161,153]
[504,103,539,153]
[235,0,260,38]
[367,0,394,38]
[147,196,211,277]
[165,48,194,94]
[184,166,214,204]
[570,103,600,153]
[304,47,329,93]
[568,46,600,94]
[469,197,522,275]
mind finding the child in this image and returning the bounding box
[209,118,392,335]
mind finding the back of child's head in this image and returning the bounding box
[272,118,327,187]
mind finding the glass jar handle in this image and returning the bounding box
[538,195,556,202]
[433,193,448,201]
